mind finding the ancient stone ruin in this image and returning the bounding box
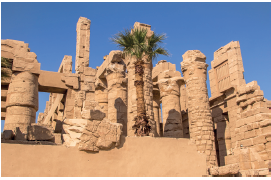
[1,17,270,177]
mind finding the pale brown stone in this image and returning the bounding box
[181,50,217,167]
[28,124,54,141]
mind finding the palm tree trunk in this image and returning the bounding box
[133,59,151,136]
[135,60,145,116]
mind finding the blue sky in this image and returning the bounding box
[1,2,271,132]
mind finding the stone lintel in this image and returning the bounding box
[38,70,68,93]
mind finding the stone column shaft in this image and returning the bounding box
[95,86,108,118]
[181,50,217,167]
[105,63,127,136]
[4,71,39,140]
[75,17,91,74]
[153,88,161,136]
[158,77,183,138]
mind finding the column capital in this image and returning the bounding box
[105,63,126,77]
[157,76,183,98]
[181,50,208,80]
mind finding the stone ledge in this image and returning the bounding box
[1,139,57,145]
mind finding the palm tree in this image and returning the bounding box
[1,57,12,80]
[111,27,169,136]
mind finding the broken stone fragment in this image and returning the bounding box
[3,130,14,140]
[62,119,88,147]
[27,124,54,141]
[209,163,239,176]
[78,132,99,151]
[52,133,62,145]
[62,117,122,152]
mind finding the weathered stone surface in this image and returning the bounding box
[12,58,40,74]
[81,109,105,120]
[75,17,91,74]
[52,133,62,145]
[104,56,127,135]
[61,73,79,89]
[209,163,240,176]
[181,50,217,167]
[62,118,123,151]
[28,124,54,141]
[158,76,184,138]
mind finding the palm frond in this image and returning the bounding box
[111,27,169,62]
[1,57,12,80]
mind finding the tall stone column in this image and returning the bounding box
[105,62,128,136]
[158,76,183,138]
[73,17,96,120]
[4,71,39,140]
[75,17,91,74]
[153,88,161,136]
[181,50,217,167]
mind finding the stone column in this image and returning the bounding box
[105,62,128,136]
[4,71,39,140]
[95,79,108,118]
[181,50,217,167]
[75,17,91,74]
[158,76,183,138]
[73,17,96,120]
[153,88,161,136]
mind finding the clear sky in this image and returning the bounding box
[1,2,271,132]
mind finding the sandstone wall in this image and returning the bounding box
[208,41,270,176]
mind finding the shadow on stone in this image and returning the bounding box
[115,97,127,136]
[164,109,182,138]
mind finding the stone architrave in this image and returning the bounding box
[158,75,184,138]
[181,50,217,167]
[105,53,128,136]
[4,71,39,140]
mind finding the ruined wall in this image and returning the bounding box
[209,41,245,98]
[208,41,270,176]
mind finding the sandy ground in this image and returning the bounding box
[1,136,206,177]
